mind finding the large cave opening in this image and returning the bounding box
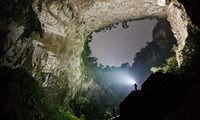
[90,19,157,67]
[77,18,178,119]
[86,18,177,87]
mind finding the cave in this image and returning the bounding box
[0,0,200,120]
[88,18,177,89]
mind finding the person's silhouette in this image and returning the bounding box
[134,83,137,91]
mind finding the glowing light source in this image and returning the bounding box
[123,75,136,85]
[114,71,136,85]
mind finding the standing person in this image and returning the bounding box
[134,83,137,91]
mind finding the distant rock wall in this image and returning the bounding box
[0,0,190,104]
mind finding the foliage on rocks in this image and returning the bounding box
[151,24,200,74]
[179,25,200,73]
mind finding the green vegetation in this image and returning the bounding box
[132,18,177,84]
[20,66,81,120]
[81,34,98,69]
[78,32,128,120]
[77,18,179,120]
[151,24,200,74]
[32,75,83,120]
[179,25,200,73]
[151,56,179,73]
[79,19,200,120]
[40,104,82,120]
[0,67,82,120]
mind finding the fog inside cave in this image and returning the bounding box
[88,18,177,91]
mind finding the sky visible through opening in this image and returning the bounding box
[89,19,157,67]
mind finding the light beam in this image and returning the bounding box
[114,71,136,85]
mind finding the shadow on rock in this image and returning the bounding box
[0,67,42,120]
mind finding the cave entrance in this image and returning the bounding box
[80,18,177,119]
[84,18,177,90]
[89,19,157,67]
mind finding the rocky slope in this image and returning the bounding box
[119,72,200,120]
[0,0,191,105]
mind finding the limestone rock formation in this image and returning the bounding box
[0,0,192,104]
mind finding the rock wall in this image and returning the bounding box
[0,67,42,120]
[0,0,190,104]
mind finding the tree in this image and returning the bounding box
[76,97,89,116]
[120,62,130,69]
